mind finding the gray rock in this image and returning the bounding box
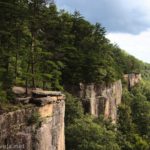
[16,97,31,104]
[32,90,62,98]
[12,86,26,95]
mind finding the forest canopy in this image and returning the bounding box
[0,0,142,97]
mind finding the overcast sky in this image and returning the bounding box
[56,0,150,63]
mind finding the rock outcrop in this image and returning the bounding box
[0,89,65,150]
[78,73,141,123]
[79,80,122,123]
[124,73,141,88]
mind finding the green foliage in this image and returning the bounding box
[117,133,149,150]
[28,112,41,126]
[141,63,150,81]
[117,83,150,149]
[0,1,150,149]
[131,134,149,150]
[66,116,120,150]
[65,93,121,150]
[65,93,84,126]
[122,88,133,105]
[118,104,135,135]
[131,95,150,138]
[0,89,7,103]
[112,47,142,74]
[0,1,143,96]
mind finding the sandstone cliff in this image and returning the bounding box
[0,89,65,150]
[79,80,122,123]
[0,73,142,149]
[124,73,141,88]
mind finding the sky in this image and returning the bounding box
[55,0,150,63]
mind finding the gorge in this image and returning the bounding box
[0,73,142,150]
[0,1,150,149]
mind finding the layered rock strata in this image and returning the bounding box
[0,89,65,150]
[124,73,141,88]
[79,80,122,123]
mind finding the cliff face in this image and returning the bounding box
[79,80,122,123]
[35,100,65,150]
[0,90,65,150]
[124,73,141,88]
[0,73,141,149]
[78,73,141,123]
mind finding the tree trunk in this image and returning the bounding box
[43,81,46,90]
[25,63,30,95]
[31,32,36,89]
[15,53,18,80]
[15,30,20,81]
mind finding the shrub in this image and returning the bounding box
[28,112,41,126]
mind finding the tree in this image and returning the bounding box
[0,0,27,91]
[117,104,134,135]
[66,116,120,150]
[27,0,47,88]
[65,93,83,126]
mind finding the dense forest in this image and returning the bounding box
[0,0,150,150]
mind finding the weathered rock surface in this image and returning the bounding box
[12,86,43,96]
[13,87,65,106]
[124,73,141,88]
[15,97,31,104]
[30,90,65,106]
[12,86,28,95]
[79,80,122,123]
[35,100,65,150]
[30,96,53,106]
[32,90,62,98]
[0,90,65,150]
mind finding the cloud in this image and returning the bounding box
[55,0,150,63]
[56,0,150,34]
[107,29,150,63]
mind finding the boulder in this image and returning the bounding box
[32,90,62,98]
[15,97,31,104]
[12,86,43,96]
[12,87,26,95]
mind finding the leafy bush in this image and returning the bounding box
[65,93,84,126]
[66,116,120,150]
[0,89,7,103]
[28,112,41,126]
